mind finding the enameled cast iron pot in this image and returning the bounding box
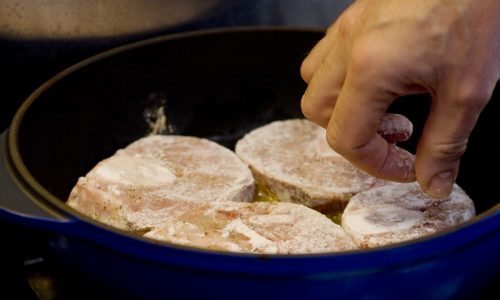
[1,28,499,300]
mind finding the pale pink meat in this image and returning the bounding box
[145,201,357,254]
[341,182,475,248]
[235,119,387,211]
[67,135,255,232]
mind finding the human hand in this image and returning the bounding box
[300,0,500,199]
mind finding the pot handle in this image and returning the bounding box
[0,130,79,232]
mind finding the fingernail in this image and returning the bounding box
[428,171,454,199]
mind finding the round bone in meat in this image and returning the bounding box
[341,182,475,248]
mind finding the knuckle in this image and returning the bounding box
[300,58,314,83]
[337,18,352,39]
[300,98,330,128]
[300,96,319,122]
[300,97,315,120]
[349,39,378,73]
[337,10,357,38]
[325,126,344,153]
[455,82,492,113]
[430,140,468,162]
[300,61,311,83]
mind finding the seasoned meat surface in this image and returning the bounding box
[235,119,387,211]
[67,135,255,231]
[342,182,475,248]
[145,201,357,254]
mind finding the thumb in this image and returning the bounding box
[415,85,491,199]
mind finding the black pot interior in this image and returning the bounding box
[13,28,499,215]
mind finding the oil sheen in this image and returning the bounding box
[252,181,343,225]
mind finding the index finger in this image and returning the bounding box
[325,60,416,182]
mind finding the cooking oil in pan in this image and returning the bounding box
[253,180,343,225]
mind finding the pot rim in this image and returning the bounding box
[6,26,500,262]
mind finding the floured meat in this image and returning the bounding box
[67,135,255,232]
[145,201,357,254]
[235,119,387,212]
[341,182,475,248]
